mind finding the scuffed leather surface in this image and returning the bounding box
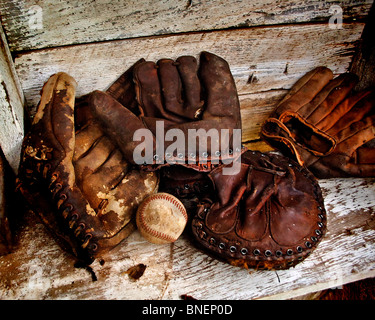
[131,51,242,170]
[262,67,375,178]
[191,150,327,270]
[16,73,158,264]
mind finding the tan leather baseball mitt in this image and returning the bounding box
[16,73,159,264]
[261,67,375,178]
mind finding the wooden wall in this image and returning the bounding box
[0,26,24,173]
[1,1,375,300]
[0,0,374,169]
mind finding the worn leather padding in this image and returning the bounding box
[17,73,159,264]
[191,150,326,269]
[16,73,98,262]
[71,94,160,253]
[132,51,242,166]
[261,67,375,178]
[74,99,159,243]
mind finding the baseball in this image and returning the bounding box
[136,193,188,244]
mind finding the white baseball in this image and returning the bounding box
[136,193,188,244]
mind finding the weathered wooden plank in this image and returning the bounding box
[13,22,365,110]
[0,177,374,300]
[0,26,24,173]
[1,0,372,52]
[13,22,364,148]
[240,90,287,144]
[350,2,375,91]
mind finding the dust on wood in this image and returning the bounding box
[1,0,372,51]
[0,177,374,299]
[12,22,365,150]
[0,26,24,172]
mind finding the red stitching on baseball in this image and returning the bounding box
[138,193,187,242]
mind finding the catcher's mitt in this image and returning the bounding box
[107,51,243,171]
[261,67,375,178]
[16,73,159,264]
[190,150,327,270]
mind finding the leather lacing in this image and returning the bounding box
[194,210,324,270]
[192,153,327,270]
[21,150,98,260]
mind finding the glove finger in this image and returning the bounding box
[345,163,375,176]
[133,61,162,118]
[88,90,153,164]
[175,55,204,120]
[73,135,114,183]
[312,156,375,177]
[328,91,375,137]
[276,67,333,117]
[333,114,375,156]
[33,72,77,154]
[106,58,145,116]
[73,123,105,164]
[316,89,371,132]
[134,61,185,123]
[74,95,95,129]
[236,168,275,241]
[157,59,185,118]
[198,51,241,120]
[356,142,375,164]
[261,118,331,166]
[303,73,358,124]
[205,164,248,234]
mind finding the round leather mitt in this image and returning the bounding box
[191,150,327,270]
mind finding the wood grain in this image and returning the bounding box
[240,90,287,143]
[1,0,372,52]
[1,1,374,301]
[0,177,374,300]
[0,26,24,173]
[13,22,365,146]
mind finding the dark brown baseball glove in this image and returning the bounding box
[16,73,159,264]
[107,51,243,171]
[158,165,214,218]
[261,67,375,178]
[190,150,327,270]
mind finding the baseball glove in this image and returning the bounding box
[261,67,375,178]
[107,51,243,171]
[190,150,326,270]
[158,165,214,218]
[16,72,159,264]
[103,53,328,270]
